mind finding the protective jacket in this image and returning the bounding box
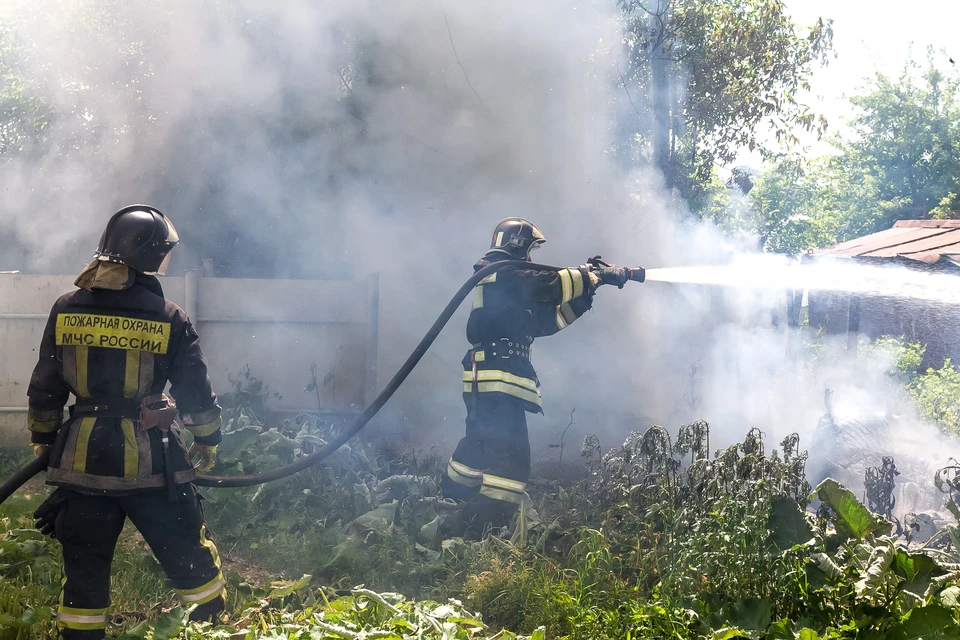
[27,270,222,493]
[462,253,597,413]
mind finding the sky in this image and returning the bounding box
[783,0,960,152]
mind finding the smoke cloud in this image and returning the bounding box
[1,0,955,508]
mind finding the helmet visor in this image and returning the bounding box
[151,251,173,276]
[164,216,180,244]
[155,252,172,276]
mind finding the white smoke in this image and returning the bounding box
[1,0,955,493]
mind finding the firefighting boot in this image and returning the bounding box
[459,495,518,541]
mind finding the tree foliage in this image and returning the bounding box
[750,53,960,254]
[845,54,960,224]
[615,0,833,207]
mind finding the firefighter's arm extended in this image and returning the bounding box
[167,312,222,469]
[508,266,598,337]
[26,304,70,456]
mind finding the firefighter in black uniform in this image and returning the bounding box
[440,218,633,535]
[27,205,225,638]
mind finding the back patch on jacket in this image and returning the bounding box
[55,313,171,354]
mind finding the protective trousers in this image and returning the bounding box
[54,485,226,639]
[441,394,530,534]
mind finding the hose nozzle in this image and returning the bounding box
[626,267,645,283]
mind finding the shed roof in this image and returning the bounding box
[813,220,960,264]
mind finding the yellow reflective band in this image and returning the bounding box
[449,458,482,478]
[494,231,504,247]
[58,606,107,630]
[75,346,90,398]
[72,417,96,473]
[472,285,484,310]
[447,462,482,487]
[177,573,224,595]
[58,618,107,631]
[124,349,140,397]
[556,307,568,330]
[176,574,226,605]
[571,269,584,298]
[121,418,138,477]
[187,416,222,438]
[55,313,171,355]
[59,606,108,617]
[474,350,485,362]
[480,485,525,504]
[201,525,222,570]
[466,381,542,407]
[483,474,526,493]
[558,269,573,303]
[464,369,539,392]
[28,416,61,433]
[479,273,497,284]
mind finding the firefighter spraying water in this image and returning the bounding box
[441,218,644,537]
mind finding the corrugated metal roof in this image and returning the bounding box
[814,220,960,264]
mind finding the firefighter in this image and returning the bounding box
[27,205,225,638]
[440,218,631,536]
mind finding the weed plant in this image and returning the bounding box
[4,371,960,638]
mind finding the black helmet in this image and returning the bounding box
[488,217,545,259]
[94,205,179,274]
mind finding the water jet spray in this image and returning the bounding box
[643,255,960,305]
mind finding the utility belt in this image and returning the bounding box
[465,338,542,414]
[70,395,178,431]
[70,398,142,419]
[471,337,533,362]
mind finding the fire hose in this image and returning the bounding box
[0,258,644,502]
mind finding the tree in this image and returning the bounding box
[614,0,833,209]
[843,52,960,225]
[749,154,885,254]
[748,53,960,254]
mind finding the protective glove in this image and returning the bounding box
[33,488,68,539]
[31,443,50,459]
[594,265,630,289]
[188,443,218,473]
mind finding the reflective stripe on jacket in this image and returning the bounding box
[462,255,596,413]
[27,273,222,493]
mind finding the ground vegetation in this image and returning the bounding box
[4,373,960,638]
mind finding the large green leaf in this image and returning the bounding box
[768,496,815,550]
[816,478,893,540]
[890,604,960,639]
[344,502,398,536]
[725,598,772,632]
[117,608,185,640]
[894,548,944,599]
[268,573,312,598]
[854,541,895,599]
[941,586,960,609]
[215,425,262,464]
[894,550,940,584]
